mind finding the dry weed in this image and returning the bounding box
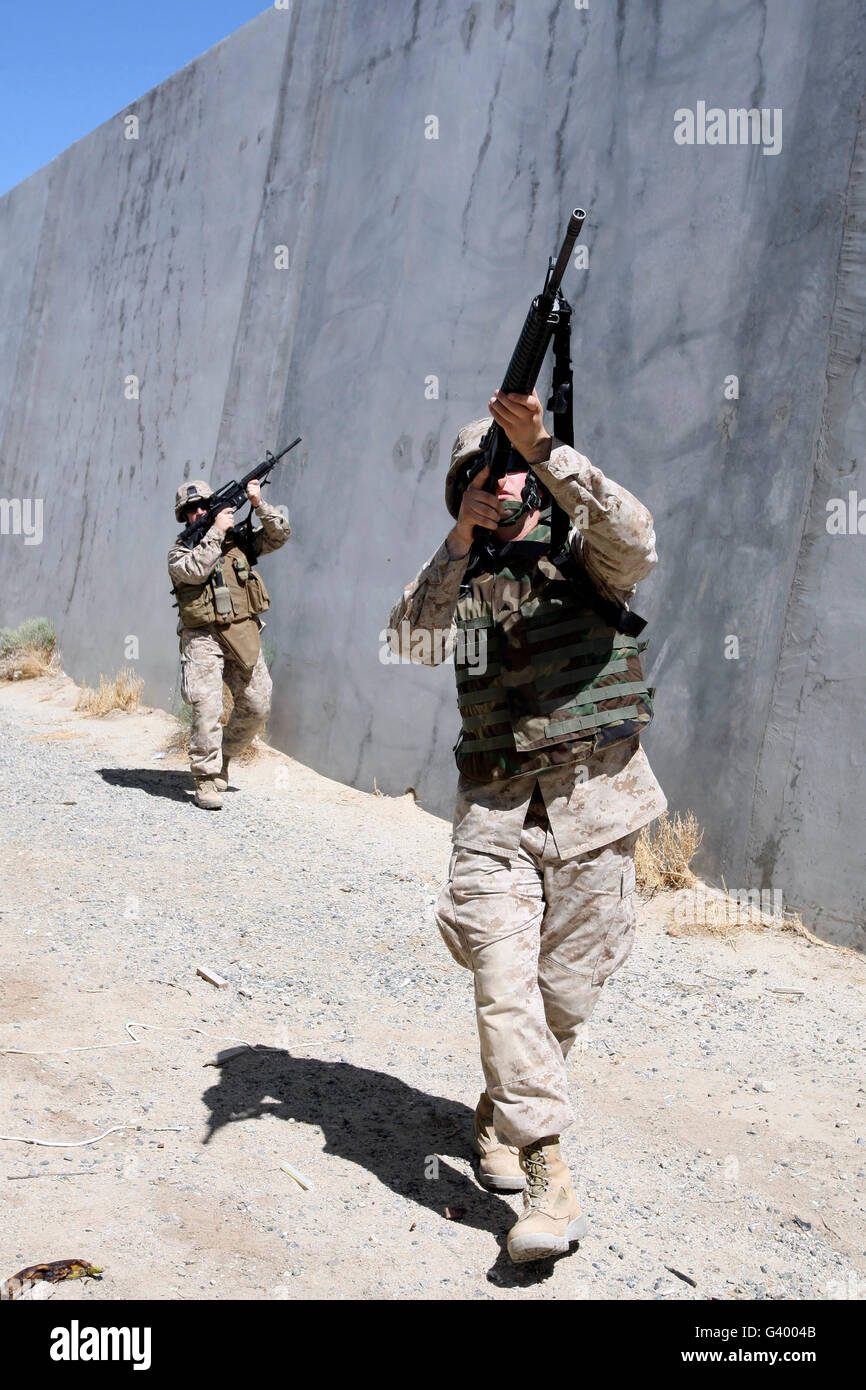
[635,810,703,892]
[0,618,57,681]
[0,645,55,681]
[76,668,145,716]
[662,880,865,968]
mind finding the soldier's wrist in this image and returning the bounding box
[446,527,472,560]
[520,432,553,466]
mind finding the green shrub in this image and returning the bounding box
[0,617,55,655]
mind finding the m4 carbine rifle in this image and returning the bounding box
[462,209,646,638]
[177,436,302,557]
[463,208,585,568]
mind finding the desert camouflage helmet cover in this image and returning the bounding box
[445,418,490,518]
[174,479,213,522]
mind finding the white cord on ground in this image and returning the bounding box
[0,1019,291,1057]
[0,1125,129,1148]
[0,1021,290,1147]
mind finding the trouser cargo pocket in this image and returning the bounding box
[591,856,637,987]
[433,849,473,970]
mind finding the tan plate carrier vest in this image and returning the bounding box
[453,519,655,783]
[172,538,270,670]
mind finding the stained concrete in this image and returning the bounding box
[0,1,863,943]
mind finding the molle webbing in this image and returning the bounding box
[452,553,654,780]
[173,539,270,630]
[456,644,648,750]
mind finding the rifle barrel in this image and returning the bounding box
[178,436,301,545]
[242,435,302,485]
[547,208,586,301]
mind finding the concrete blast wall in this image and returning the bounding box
[0,1,864,945]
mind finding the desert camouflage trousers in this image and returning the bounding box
[179,627,272,776]
[434,807,640,1148]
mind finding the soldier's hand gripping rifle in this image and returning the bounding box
[463,209,586,567]
[177,436,302,553]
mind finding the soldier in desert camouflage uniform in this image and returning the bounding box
[168,478,291,809]
[388,388,666,1263]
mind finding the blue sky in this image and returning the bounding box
[0,1,269,195]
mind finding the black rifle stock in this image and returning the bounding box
[177,436,302,551]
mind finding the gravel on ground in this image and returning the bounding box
[0,673,863,1301]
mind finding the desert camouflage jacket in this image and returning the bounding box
[388,440,667,859]
[167,500,291,589]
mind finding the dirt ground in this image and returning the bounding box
[0,673,863,1301]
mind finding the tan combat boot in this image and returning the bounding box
[473,1092,524,1192]
[194,776,223,810]
[507,1135,587,1263]
[213,757,231,793]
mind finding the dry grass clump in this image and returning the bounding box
[0,617,57,681]
[638,812,858,958]
[776,908,866,968]
[164,725,190,753]
[665,883,865,966]
[0,647,53,680]
[635,810,703,892]
[75,667,145,716]
[667,882,785,942]
[164,710,193,754]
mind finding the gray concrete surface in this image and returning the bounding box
[0,1,863,943]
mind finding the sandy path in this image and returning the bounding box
[0,674,863,1301]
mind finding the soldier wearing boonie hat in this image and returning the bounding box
[387,386,667,1263]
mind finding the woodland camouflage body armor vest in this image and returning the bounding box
[454,515,655,783]
[172,537,270,631]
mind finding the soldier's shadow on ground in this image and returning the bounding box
[201,1049,567,1287]
[97,767,237,804]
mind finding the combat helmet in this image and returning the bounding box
[174,479,213,523]
[444,418,490,519]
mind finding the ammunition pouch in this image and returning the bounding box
[173,538,270,631]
